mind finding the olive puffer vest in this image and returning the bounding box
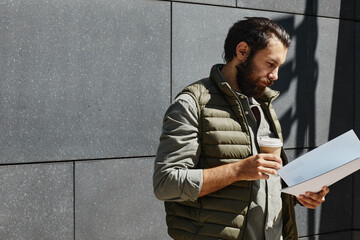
[165,64,298,240]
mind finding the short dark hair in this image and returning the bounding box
[223,17,291,63]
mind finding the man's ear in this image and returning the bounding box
[236,41,250,62]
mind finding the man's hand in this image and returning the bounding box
[296,186,330,209]
[235,153,283,181]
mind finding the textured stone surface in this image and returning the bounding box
[0,163,73,240]
[273,15,307,149]
[356,23,360,137]
[317,0,354,19]
[308,17,354,146]
[327,18,355,141]
[172,0,235,6]
[354,172,360,229]
[354,231,360,239]
[353,19,360,235]
[0,0,170,164]
[75,158,168,240]
[237,0,355,19]
[237,0,308,15]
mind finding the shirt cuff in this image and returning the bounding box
[181,169,203,201]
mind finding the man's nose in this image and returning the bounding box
[268,68,279,80]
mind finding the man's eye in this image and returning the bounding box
[268,62,274,67]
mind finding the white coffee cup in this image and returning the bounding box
[258,137,283,157]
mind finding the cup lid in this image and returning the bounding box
[258,137,283,147]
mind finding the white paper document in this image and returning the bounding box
[278,130,360,196]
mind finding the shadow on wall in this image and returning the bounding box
[276,0,319,237]
[321,0,355,239]
[276,0,355,238]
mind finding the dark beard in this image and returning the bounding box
[236,59,273,98]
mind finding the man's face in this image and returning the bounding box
[236,38,288,98]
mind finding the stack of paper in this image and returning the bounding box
[278,130,360,196]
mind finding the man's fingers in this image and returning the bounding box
[296,197,317,209]
[321,186,330,195]
[298,195,320,206]
[258,158,282,170]
[257,166,278,176]
[305,186,330,201]
[296,186,330,210]
[259,153,282,164]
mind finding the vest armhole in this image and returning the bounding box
[181,92,201,119]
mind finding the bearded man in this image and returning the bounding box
[153,17,329,240]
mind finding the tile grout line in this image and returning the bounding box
[0,155,157,167]
[170,1,173,103]
[73,161,76,240]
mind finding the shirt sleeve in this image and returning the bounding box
[153,93,202,202]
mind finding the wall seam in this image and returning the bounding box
[170,1,173,102]
[352,20,356,233]
[73,161,76,240]
[0,155,156,166]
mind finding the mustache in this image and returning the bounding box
[261,78,274,87]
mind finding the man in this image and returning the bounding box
[153,17,329,240]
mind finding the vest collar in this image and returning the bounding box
[209,64,236,97]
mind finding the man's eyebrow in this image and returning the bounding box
[269,57,286,66]
[268,58,279,65]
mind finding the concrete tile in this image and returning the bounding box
[317,174,353,233]
[356,23,360,137]
[0,163,73,240]
[327,19,355,140]
[307,17,354,146]
[295,203,322,238]
[0,0,170,164]
[273,15,308,149]
[317,0,355,19]
[172,0,235,6]
[75,158,168,240]
[354,24,360,229]
[353,231,360,240]
[236,0,354,19]
[237,0,308,15]
[354,172,360,229]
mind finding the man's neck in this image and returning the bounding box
[221,62,241,92]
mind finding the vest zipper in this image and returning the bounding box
[230,89,254,240]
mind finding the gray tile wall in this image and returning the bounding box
[75,158,168,240]
[0,0,358,239]
[354,172,360,230]
[356,23,360,137]
[172,0,236,6]
[0,163,73,240]
[236,0,355,19]
[310,17,355,145]
[0,0,170,164]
